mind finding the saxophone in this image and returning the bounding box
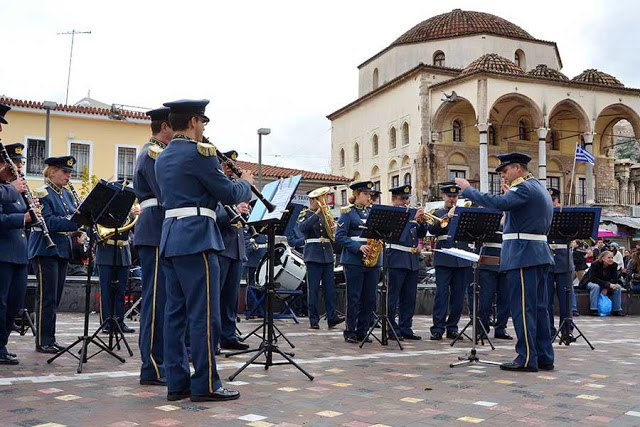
[363,238,384,267]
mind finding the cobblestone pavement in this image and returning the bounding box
[2,313,640,426]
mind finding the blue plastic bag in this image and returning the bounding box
[598,293,612,316]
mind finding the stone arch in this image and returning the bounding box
[389,159,399,171]
[490,93,543,142]
[432,97,478,144]
[547,158,563,173]
[548,99,591,151]
[353,171,360,181]
[448,151,468,166]
[371,165,380,176]
[401,155,411,168]
[488,155,500,169]
[594,103,640,156]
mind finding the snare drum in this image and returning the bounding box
[255,243,306,291]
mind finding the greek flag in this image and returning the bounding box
[575,145,595,165]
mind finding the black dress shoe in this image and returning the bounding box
[345,336,359,343]
[102,328,112,335]
[215,348,222,356]
[358,336,372,343]
[612,311,627,317]
[309,324,320,330]
[140,377,167,386]
[539,364,555,371]
[445,331,459,339]
[494,332,513,340]
[0,354,19,365]
[572,310,580,317]
[36,345,59,354]
[328,316,345,328]
[191,387,240,402]
[430,332,443,341]
[120,324,135,333]
[53,342,67,351]
[221,341,249,351]
[499,362,538,372]
[403,334,422,341]
[167,390,190,401]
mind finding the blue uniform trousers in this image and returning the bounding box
[98,265,129,325]
[547,272,571,336]
[431,266,471,335]
[505,266,554,370]
[32,256,68,347]
[137,246,166,382]
[387,267,418,336]
[478,270,511,335]
[163,251,222,396]
[306,261,336,326]
[344,265,378,339]
[0,262,28,355]
[219,255,242,346]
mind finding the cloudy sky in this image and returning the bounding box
[1,0,638,173]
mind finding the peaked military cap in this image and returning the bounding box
[548,187,560,199]
[45,155,76,171]
[4,143,25,160]
[390,184,412,197]
[349,180,375,192]
[223,150,238,161]
[0,103,11,124]
[440,184,461,196]
[370,189,381,198]
[146,107,170,122]
[163,99,210,122]
[495,152,532,172]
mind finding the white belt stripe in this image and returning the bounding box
[305,238,330,244]
[351,237,368,242]
[140,198,159,210]
[165,207,217,221]
[502,233,547,242]
[483,242,502,249]
[387,243,420,254]
[436,235,448,241]
[549,243,567,250]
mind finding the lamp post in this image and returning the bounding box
[257,128,271,189]
[42,101,58,163]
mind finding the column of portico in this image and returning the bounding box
[537,127,548,187]
[478,123,489,192]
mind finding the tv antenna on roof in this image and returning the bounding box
[57,29,92,105]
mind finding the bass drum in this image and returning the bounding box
[255,243,306,291]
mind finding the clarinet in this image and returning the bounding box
[66,182,81,206]
[0,142,56,248]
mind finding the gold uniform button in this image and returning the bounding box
[17,201,21,205]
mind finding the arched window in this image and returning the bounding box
[514,49,525,69]
[518,119,529,140]
[373,68,379,90]
[372,134,379,156]
[389,127,397,149]
[488,124,497,145]
[402,122,409,145]
[339,148,345,168]
[404,172,411,186]
[549,131,559,151]
[354,143,360,164]
[453,119,462,142]
[433,51,445,67]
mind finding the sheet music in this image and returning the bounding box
[262,175,302,221]
[435,248,480,262]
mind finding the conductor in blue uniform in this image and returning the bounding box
[335,180,380,343]
[386,185,427,340]
[29,156,80,353]
[456,152,555,372]
[297,188,344,330]
[429,184,472,341]
[155,99,253,402]
[0,143,33,364]
[133,106,173,386]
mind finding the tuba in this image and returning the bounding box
[307,186,336,242]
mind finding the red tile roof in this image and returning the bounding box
[572,69,624,88]
[234,160,351,183]
[0,96,150,120]
[460,53,525,77]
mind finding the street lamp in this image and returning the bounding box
[257,127,271,189]
[42,101,58,162]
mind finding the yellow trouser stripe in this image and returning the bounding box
[202,253,213,394]
[37,259,43,347]
[149,247,160,379]
[520,268,530,367]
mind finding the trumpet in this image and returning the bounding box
[419,210,450,228]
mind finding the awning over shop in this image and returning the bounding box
[600,216,640,230]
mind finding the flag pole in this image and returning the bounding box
[569,141,578,205]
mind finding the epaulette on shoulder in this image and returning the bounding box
[340,204,353,214]
[196,141,217,157]
[32,185,49,199]
[148,144,163,160]
[296,209,308,223]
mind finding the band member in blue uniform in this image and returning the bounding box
[155,99,252,402]
[29,156,80,353]
[243,224,267,313]
[298,188,344,330]
[546,188,575,339]
[457,152,555,372]
[335,180,380,343]
[96,201,137,335]
[215,150,250,351]
[0,144,34,364]
[429,184,472,341]
[133,106,173,386]
[386,185,427,340]
[0,103,27,204]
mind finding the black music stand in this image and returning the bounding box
[445,207,504,368]
[47,180,132,372]
[228,178,314,381]
[549,207,600,349]
[359,205,411,349]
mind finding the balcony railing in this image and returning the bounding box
[564,189,639,206]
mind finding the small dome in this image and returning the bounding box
[571,69,624,87]
[392,9,534,46]
[460,53,526,77]
[527,64,569,81]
